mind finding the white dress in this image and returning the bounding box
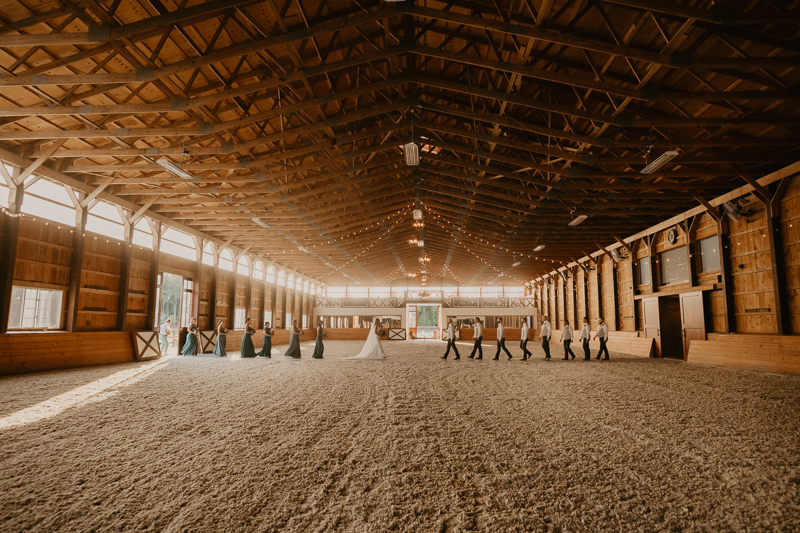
[347,328,386,360]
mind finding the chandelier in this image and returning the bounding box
[413,220,424,229]
[408,237,418,246]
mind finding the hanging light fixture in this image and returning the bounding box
[417,239,425,247]
[408,237,418,246]
[412,208,423,220]
[404,112,420,166]
[413,220,424,229]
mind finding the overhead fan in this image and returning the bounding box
[610,248,620,262]
[723,201,743,223]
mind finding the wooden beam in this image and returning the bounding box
[145,221,161,331]
[16,139,65,186]
[116,217,133,331]
[0,169,22,333]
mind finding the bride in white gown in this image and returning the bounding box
[347,320,386,360]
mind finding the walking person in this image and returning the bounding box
[240,317,257,358]
[469,317,483,359]
[520,319,532,360]
[493,319,513,360]
[180,317,198,356]
[256,321,273,358]
[213,319,227,357]
[284,319,303,358]
[594,316,610,360]
[560,320,576,360]
[441,318,460,360]
[159,318,172,354]
[539,315,552,360]
[579,317,591,360]
[312,319,325,359]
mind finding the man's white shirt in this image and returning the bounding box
[496,323,505,340]
[473,321,483,338]
[539,320,551,339]
[560,324,573,341]
[597,322,609,340]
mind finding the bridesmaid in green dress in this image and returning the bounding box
[284,319,303,358]
[257,321,273,358]
[213,319,227,357]
[180,318,198,356]
[312,319,325,359]
[240,318,257,358]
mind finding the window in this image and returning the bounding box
[8,287,63,330]
[86,200,124,241]
[638,257,651,286]
[161,227,196,259]
[132,217,154,249]
[285,312,292,328]
[482,288,502,297]
[263,310,272,327]
[21,179,76,227]
[327,286,346,297]
[302,315,308,328]
[234,307,246,329]
[237,256,249,275]
[180,279,193,327]
[253,261,264,280]
[202,242,216,266]
[303,281,310,294]
[504,287,525,297]
[347,287,367,297]
[277,271,286,286]
[699,236,721,273]
[266,266,275,284]
[368,287,390,297]
[287,274,294,290]
[219,249,234,271]
[659,246,689,285]
[460,287,481,297]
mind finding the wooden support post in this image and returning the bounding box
[229,254,238,328]
[611,260,619,331]
[0,172,22,334]
[257,276,265,326]
[115,217,133,331]
[145,220,161,331]
[245,260,253,321]
[191,238,203,324]
[758,180,791,334]
[208,245,219,326]
[683,217,699,287]
[66,202,87,332]
[647,231,662,294]
[715,216,736,334]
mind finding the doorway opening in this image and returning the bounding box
[155,272,194,355]
[408,304,441,339]
[659,296,684,359]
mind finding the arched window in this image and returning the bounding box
[287,274,295,290]
[266,265,275,284]
[253,261,263,280]
[237,255,249,275]
[219,249,233,271]
[303,281,310,294]
[277,270,286,286]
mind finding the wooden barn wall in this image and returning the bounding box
[199,265,213,330]
[587,264,599,329]
[126,246,150,331]
[78,232,122,331]
[576,267,587,323]
[727,201,776,333]
[616,254,635,332]
[780,175,800,334]
[215,270,232,328]
[600,255,617,330]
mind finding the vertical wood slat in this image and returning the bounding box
[115,220,133,331]
[765,195,791,335]
[208,248,218,326]
[145,221,161,331]
[66,204,87,332]
[191,238,203,323]
[0,182,22,333]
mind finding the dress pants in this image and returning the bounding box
[443,338,460,359]
[582,340,591,360]
[597,338,610,360]
[520,339,532,360]
[563,340,576,359]
[469,337,483,359]
[542,337,551,359]
[494,338,512,359]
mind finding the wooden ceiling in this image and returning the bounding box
[1,0,798,287]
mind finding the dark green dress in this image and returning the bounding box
[284,328,302,358]
[241,325,257,358]
[257,328,273,358]
[213,328,227,357]
[312,325,324,359]
[181,325,198,356]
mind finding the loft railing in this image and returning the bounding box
[315,293,534,308]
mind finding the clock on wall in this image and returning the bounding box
[667,228,679,245]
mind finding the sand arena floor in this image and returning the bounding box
[1,339,799,532]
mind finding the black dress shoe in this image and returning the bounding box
[441,355,448,359]
[468,355,474,359]
[477,356,482,360]
[596,355,601,359]
[455,356,460,360]
[571,354,575,360]
[563,357,569,360]
[493,357,499,360]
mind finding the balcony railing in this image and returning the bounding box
[315,293,534,308]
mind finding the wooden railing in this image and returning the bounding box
[315,294,535,308]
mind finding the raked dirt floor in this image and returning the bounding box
[1,339,799,532]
